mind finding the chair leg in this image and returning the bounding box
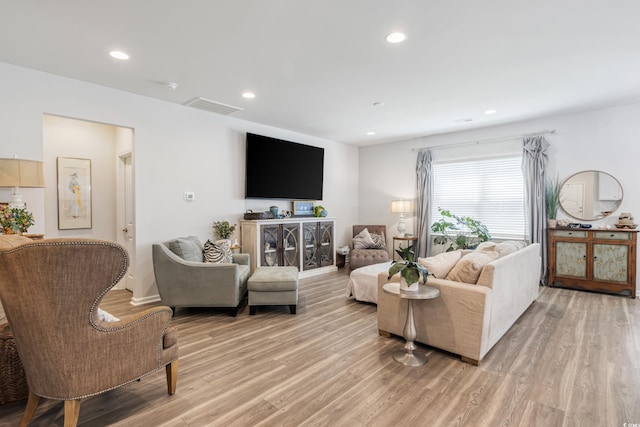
[289,305,296,314]
[166,359,178,395]
[63,399,82,427]
[19,391,40,427]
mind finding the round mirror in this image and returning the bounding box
[559,170,623,221]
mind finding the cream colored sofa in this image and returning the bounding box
[377,242,541,364]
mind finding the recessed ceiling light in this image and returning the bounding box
[242,92,256,99]
[109,50,129,60]
[386,32,407,43]
[484,109,497,115]
[366,131,376,136]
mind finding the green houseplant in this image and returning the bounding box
[388,245,431,291]
[545,174,561,227]
[213,220,236,240]
[430,207,490,252]
[0,206,35,234]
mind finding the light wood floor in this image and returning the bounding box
[1,269,639,426]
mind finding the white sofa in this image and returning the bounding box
[377,242,541,364]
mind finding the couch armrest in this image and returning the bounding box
[232,253,250,266]
[377,272,492,362]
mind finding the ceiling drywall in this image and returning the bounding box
[1,0,640,146]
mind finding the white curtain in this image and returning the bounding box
[415,150,433,257]
[522,135,550,284]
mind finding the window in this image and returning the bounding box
[431,155,525,240]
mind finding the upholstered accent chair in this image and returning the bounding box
[349,225,390,270]
[0,237,178,427]
[152,237,250,316]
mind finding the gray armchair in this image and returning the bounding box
[152,236,250,316]
[350,225,390,270]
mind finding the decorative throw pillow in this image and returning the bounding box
[168,236,204,262]
[418,250,463,279]
[369,231,387,249]
[204,239,233,263]
[97,308,120,322]
[495,241,527,257]
[446,250,499,284]
[353,228,375,249]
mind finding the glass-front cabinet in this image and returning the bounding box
[302,221,334,271]
[260,223,299,268]
[548,228,637,298]
[241,217,336,278]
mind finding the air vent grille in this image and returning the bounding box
[184,97,244,115]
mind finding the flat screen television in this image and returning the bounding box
[245,133,324,200]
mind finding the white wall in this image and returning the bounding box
[0,61,359,302]
[42,114,118,240]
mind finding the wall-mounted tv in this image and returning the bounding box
[245,133,324,200]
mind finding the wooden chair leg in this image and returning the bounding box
[166,359,178,395]
[19,391,40,427]
[63,399,82,427]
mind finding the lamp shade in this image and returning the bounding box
[390,200,411,213]
[0,159,45,188]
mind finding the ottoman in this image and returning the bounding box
[248,266,299,315]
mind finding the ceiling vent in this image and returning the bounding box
[184,97,244,115]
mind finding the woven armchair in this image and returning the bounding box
[0,238,178,427]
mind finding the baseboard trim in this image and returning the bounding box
[129,294,161,306]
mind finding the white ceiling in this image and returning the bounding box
[2,1,640,146]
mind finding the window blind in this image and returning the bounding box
[431,155,525,240]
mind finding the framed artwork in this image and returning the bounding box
[57,157,92,229]
[292,200,314,216]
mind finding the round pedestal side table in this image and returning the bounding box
[382,282,440,367]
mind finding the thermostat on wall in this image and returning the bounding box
[184,192,195,202]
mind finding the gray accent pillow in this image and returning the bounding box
[168,236,204,262]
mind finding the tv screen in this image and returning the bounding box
[245,133,324,200]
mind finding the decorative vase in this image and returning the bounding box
[399,277,419,292]
[547,219,557,228]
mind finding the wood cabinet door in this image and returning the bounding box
[555,241,588,279]
[592,243,629,283]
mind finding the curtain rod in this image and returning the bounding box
[411,129,556,152]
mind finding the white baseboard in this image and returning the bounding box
[129,294,161,306]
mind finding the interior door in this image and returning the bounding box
[561,182,585,218]
[120,153,135,291]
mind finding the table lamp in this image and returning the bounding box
[390,200,411,237]
[0,157,45,209]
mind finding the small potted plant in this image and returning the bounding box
[0,206,35,235]
[388,245,431,292]
[213,220,236,240]
[546,174,561,228]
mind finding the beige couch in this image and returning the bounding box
[377,242,541,364]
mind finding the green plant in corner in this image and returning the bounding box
[430,207,491,251]
[213,220,236,240]
[388,245,431,285]
[545,174,561,220]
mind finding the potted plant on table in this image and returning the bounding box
[388,245,431,292]
[0,206,34,235]
[545,174,561,228]
[430,207,491,252]
[213,220,236,240]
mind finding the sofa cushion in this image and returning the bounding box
[446,248,499,284]
[203,239,233,263]
[476,241,527,258]
[417,250,462,279]
[168,236,203,262]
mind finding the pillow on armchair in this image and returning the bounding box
[168,236,204,262]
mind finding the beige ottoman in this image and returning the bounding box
[248,267,299,315]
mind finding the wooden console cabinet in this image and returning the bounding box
[241,218,337,278]
[548,228,637,298]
